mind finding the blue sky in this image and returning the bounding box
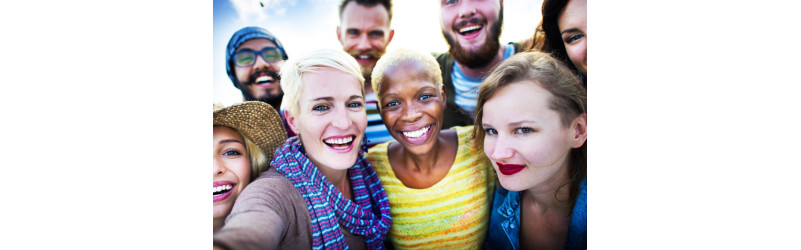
[213,0,542,106]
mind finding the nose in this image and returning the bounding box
[331,106,351,130]
[489,135,514,161]
[400,103,422,123]
[355,34,371,52]
[252,52,271,70]
[213,155,225,177]
[457,1,476,18]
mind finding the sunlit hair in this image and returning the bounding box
[473,51,586,208]
[280,49,365,117]
[339,0,393,23]
[242,135,269,180]
[370,47,442,108]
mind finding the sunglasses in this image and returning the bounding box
[233,47,286,67]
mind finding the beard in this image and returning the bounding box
[443,10,504,69]
[239,69,284,109]
[346,49,383,81]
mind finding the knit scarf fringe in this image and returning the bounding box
[272,136,391,249]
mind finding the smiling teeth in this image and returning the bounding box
[357,55,370,60]
[324,137,353,145]
[256,75,274,83]
[213,184,233,195]
[402,126,430,138]
[459,25,481,33]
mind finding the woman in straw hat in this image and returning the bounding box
[214,49,391,250]
[213,101,287,232]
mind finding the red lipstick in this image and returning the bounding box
[496,162,525,175]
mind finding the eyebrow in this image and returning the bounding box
[218,139,244,145]
[561,28,582,35]
[311,95,364,102]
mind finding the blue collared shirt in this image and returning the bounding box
[486,178,587,250]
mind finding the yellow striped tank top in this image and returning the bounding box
[366,126,495,249]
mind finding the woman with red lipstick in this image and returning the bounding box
[474,51,587,249]
[366,48,495,249]
[214,49,391,250]
[212,101,287,233]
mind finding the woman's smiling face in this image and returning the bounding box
[213,126,251,219]
[286,67,367,170]
[378,62,446,155]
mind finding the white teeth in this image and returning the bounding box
[256,75,274,83]
[402,126,430,138]
[324,137,353,145]
[357,55,370,60]
[459,25,482,34]
[213,184,233,194]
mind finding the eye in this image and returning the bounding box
[484,128,497,135]
[347,101,363,108]
[368,30,384,38]
[419,94,433,101]
[384,100,399,108]
[444,0,458,5]
[564,33,585,44]
[223,149,242,156]
[347,29,359,36]
[312,104,329,112]
[515,127,534,134]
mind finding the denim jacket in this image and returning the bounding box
[485,178,587,250]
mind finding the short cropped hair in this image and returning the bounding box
[339,0,393,23]
[280,49,365,117]
[370,47,442,108]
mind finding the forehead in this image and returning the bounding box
[299,68,362,100]
[236,38,277,52]
[384,62,432,85]
[341,2,390,28]
[484,81,556,120]
[558,0,587,27]
[213,126,244,141]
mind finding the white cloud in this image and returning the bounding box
[229,0,296,21]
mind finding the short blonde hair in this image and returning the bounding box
[370,47,442,107]
[280,49,365,117]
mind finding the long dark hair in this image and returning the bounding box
[531,0,586,85]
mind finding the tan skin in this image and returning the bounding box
[379,62,458,189]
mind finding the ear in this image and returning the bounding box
[336,26,343,44]
[387,29,395,44]
[284,110,301,135]
[440,85,447,106]
[570,113,587,148]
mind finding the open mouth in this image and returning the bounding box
[398,124,434,145]
[213,182,235,202]
[255,75,275,86]
[457,23,484,39]
[323,135,356,151]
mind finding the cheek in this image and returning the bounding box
[231,158,251,184]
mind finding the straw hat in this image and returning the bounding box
[213,101,287,161]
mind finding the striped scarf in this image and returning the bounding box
[272,136,392,249]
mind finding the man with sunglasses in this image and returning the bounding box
[226,26,288,110]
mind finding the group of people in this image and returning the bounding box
[213,0,587,249]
